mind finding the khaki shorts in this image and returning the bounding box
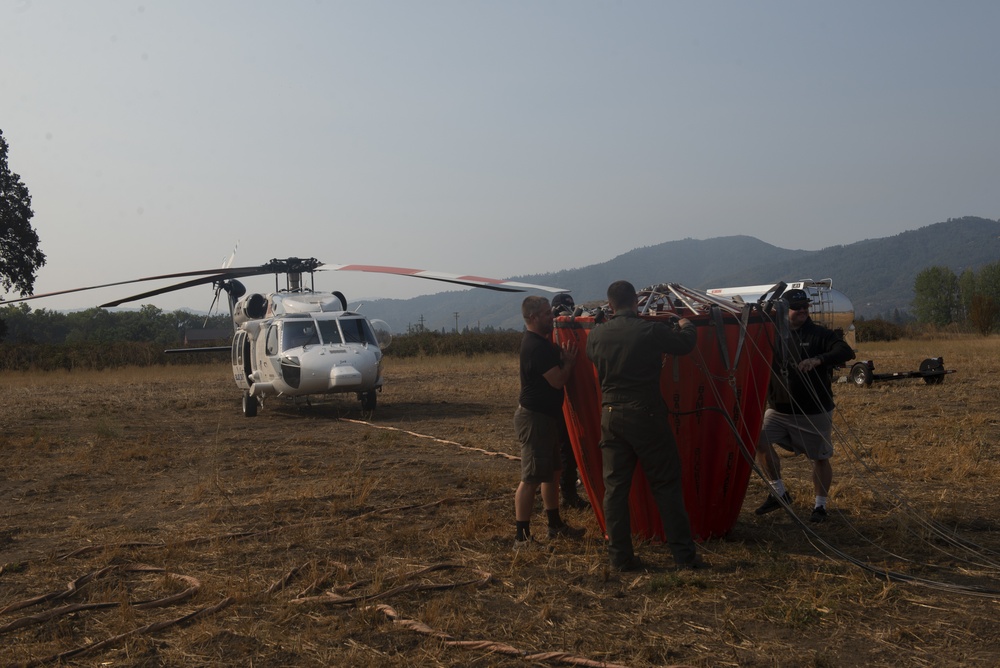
[758,408,834,461]
[514,405,560,484]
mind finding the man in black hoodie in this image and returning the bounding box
[753,289,855,523]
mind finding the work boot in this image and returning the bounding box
[755,491,793,515]
[612,555,646,572]
[547,523,586,540]
[677,553,710,570]
[561,493,590,510]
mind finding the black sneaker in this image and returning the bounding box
[612,555,645,572]
[561,494,590,510]
[548,523,586,540]
[810,506,828,523]
[755,491,793,515]
[677,553,710,570]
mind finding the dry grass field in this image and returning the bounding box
[2,336,1000,667]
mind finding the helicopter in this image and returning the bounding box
[3,257,567,416]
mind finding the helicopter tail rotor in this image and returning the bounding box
[222,241,239,269]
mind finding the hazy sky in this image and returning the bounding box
[3,1,998,312]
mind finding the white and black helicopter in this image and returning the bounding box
[5,257,566,416]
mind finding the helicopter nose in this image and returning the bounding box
[330,365,363,387]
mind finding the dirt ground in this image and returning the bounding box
[3,342,1000,667]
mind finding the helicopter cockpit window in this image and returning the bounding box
[317,320,343,345]
[339,317,378,346]
[282,320,320,350]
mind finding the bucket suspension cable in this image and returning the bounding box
[744,302,1000,559]
[565,282,1000,586]
[682,321,1000,595]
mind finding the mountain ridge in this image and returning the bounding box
[362,216,1000,332]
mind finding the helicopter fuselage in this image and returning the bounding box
[5,255,564,418]
[230,291,391,416]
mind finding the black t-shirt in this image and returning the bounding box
[519,330,564,417]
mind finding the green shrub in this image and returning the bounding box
[855,318,904,343]
[0,342,228,372]
[386,331,522,357]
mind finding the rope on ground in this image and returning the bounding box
[338,417,521,461]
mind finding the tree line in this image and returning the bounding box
[4,257,999,351]
[0,315,522,372]
[910,262,1000,335]
[0,303,234,345]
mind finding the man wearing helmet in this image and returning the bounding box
[550,293,589,510]
[753,288,855,523]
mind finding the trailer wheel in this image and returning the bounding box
[920,358,945,385]
[849,362,873,387]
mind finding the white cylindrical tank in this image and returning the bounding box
[707,279,855,348]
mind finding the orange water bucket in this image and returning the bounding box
[554,308,774,540]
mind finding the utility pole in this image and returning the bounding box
[453,312,459,333]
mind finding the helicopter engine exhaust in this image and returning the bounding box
[233,293,268,326]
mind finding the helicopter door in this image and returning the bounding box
[231,330,252,390]
[254,323,281,383]
[265,324,280,356]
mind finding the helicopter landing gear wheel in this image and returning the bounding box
[242,391,259,417]
[849,362,873,387]
[360,390,377,412]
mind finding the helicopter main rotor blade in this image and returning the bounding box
[3,257,568,309]
[98,267,274,307]
[316,264,568,293]
[0,265,270,305]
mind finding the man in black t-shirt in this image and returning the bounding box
[513,295,585,548]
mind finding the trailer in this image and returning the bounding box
[847,357,956,387]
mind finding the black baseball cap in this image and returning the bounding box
[782,289,812,308]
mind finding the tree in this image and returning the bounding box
[0,129,46,296]
[975,261,1000,307]
[958,268,977,324]
[912,266,959,327]
[969,294,1000,336]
